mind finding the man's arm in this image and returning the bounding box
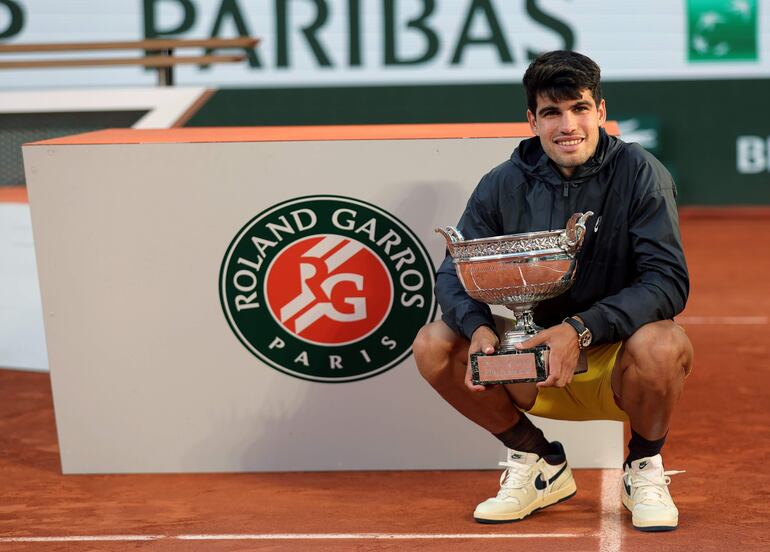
[517,156,688,387]
[436,256,494,340]
[577,160,689,344]
[436,173,503,340]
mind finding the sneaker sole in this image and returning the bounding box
[621,491,678,532]
[473,479,578,524]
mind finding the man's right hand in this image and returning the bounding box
[465,325,499,392]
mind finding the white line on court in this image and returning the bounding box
[0,535,163,542]
[176,533,582,540]
[0,533,586,543]
[676,316,768,325]
[599,468,623,552]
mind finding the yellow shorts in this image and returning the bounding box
[525,342,629,422]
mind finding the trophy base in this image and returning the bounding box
[470,347,588,385]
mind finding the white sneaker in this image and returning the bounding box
[622,454,684,531]
[473,442,577,523]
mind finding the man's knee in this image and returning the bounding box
[412,321,466,382]
[622,321,693,393]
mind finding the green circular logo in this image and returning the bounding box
[220,195,436,383]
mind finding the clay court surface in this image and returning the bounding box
[1,210,769,551]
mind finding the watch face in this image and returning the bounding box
[579,333,592,349]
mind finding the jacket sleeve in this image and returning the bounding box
[576,160,689,344]
[436,175,501,340]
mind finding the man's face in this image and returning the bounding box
[526,89,607,178]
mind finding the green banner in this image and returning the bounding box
[687,0,758,62]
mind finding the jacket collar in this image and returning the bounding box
[512,127,613,185]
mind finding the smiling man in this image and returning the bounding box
[531,90,604,175]
[413,51,693,531]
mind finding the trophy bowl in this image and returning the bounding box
[436,211,593,384]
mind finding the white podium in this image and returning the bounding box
[23,123,622,474]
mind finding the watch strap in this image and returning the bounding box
[562,316,585,334]
[562,316,591,349]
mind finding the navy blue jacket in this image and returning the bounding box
[436,129,689,345]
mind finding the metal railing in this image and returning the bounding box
[0,37,259,86]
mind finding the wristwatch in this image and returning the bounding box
[563,317,593,350]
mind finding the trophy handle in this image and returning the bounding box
[435,226,466,254]
[561,211,594,252]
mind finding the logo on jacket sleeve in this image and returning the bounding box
[219,195,436,383]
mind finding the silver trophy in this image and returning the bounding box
[436,212,593,385]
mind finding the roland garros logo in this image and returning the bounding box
[219,195,436,383]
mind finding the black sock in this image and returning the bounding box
[625,428,667,466]
[493,413,552,458]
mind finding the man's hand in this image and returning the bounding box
[515,322,580,388]
[465,325,499,392]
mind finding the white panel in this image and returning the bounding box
[0,204,48,371]
[0,86,209,370]
[23,134,622,473]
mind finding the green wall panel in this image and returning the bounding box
[188,80,770,205]
[187,84,526,126]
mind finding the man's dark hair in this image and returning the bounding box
[523,50,602,114]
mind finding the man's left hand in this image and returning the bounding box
[515,322,580,388]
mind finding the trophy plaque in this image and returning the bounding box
[436,212,593,385]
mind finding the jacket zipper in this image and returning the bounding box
[562,181,569,198]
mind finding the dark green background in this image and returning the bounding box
[0,111,146,187]
[5,80,768,205]
[187,79,770,205]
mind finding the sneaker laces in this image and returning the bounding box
[628,468,685,505]
[496,459,534,497]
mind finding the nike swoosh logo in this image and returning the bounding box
[623,477,632,496]
[534,463,568,491]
